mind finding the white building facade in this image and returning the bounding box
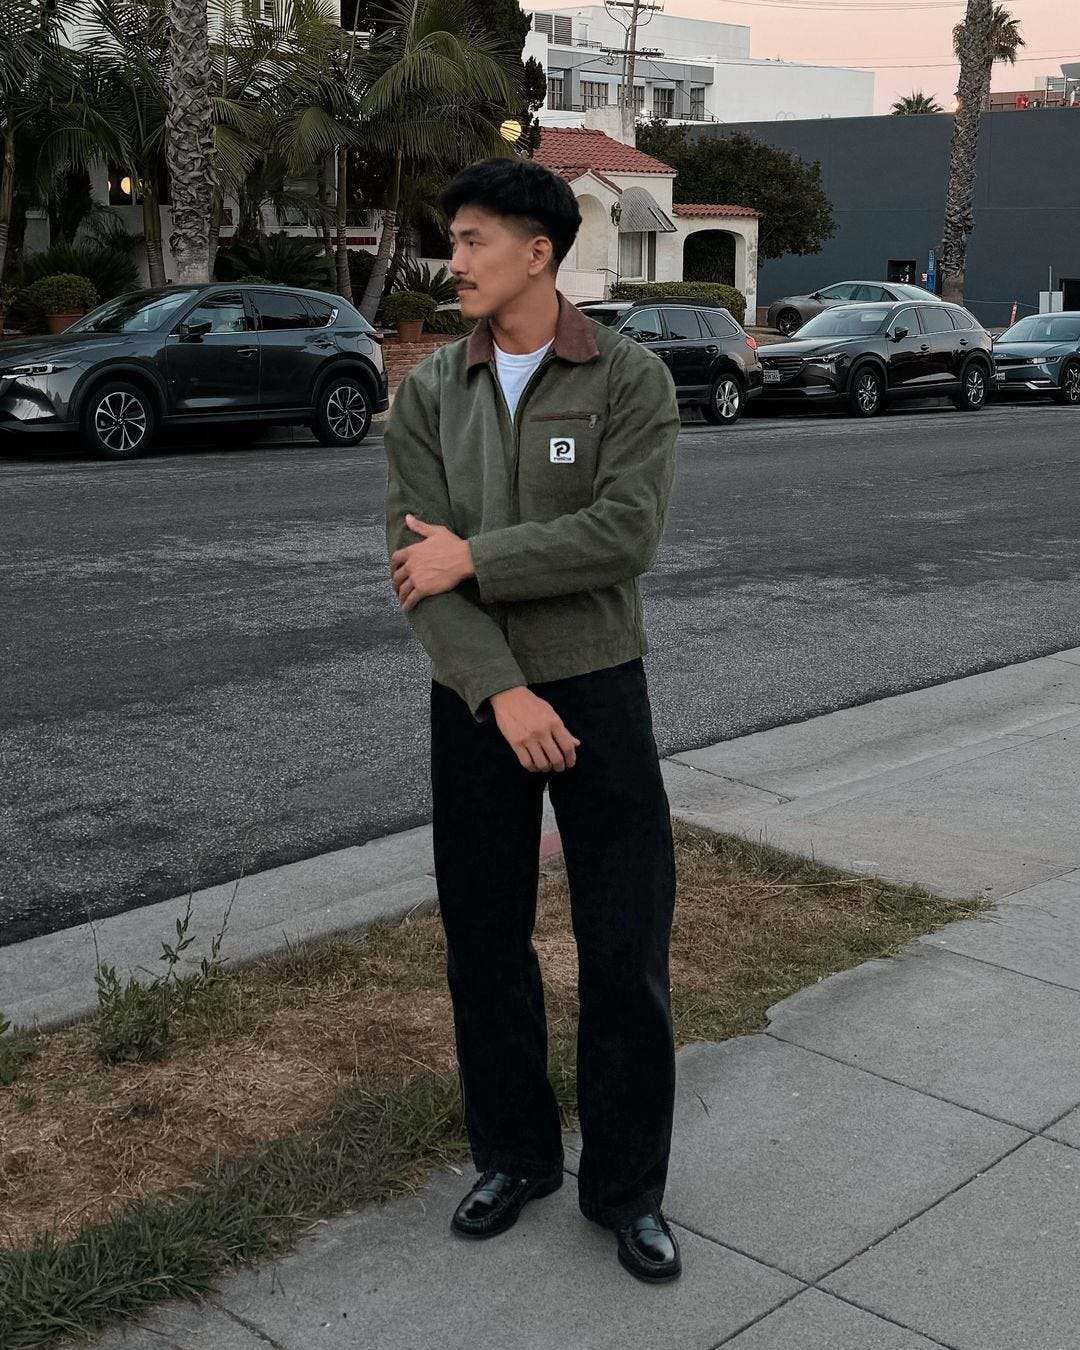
[524,5,874,127]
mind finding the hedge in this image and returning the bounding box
[610,281,747,326]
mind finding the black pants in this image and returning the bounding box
[430,658,676,1230]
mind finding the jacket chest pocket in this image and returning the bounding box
[521,410,602,519]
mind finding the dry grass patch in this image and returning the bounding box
[0,821,984,1346]
[2,821,980,1253]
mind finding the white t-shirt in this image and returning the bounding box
[494,340,553,421]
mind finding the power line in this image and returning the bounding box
[808,50,1080,67]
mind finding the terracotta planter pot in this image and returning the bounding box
[395,319,424,343]
[46,311,84,334]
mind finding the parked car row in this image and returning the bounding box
[1,286,1076,458]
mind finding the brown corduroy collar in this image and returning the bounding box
[465,291,600,371]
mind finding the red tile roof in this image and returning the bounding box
[673,203,762,219]
[536,127,676,177]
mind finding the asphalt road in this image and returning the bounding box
[3,401,1079,946]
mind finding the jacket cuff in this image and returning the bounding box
[448,656,529,720]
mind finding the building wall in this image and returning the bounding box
[692,108,1080,328]
[527,6,751,60]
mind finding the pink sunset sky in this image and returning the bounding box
[562,0,1079,114]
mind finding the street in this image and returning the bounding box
[3,402,1079,946]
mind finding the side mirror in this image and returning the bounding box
[810,292,823,301]
[892,326,909,342]
[181,319,213,342]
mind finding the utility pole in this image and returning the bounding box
[604,0,662,142]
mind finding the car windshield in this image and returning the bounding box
[795,306,893,338]
[998,315,1080,343]
[68,290,201,334]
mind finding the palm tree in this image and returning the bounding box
[166,0,214,283]
[354,0,520,321]
[953,3,1025,83]
[939,0,995,303]
[891,91,943,115]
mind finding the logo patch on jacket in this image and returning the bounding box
[550,437,576,464]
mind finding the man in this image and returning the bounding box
[384,157,681,1283]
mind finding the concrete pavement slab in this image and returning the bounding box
[672,649,1080,800]
[920,874,1080,991]
[566,1037,1022,1283]
[822,1137,1080,1350]
[723,1288,943,1349]
[93,1300,268,1349]
[211,1169,800,1350]
[1045,1106,1080,1149]
[769,946,1080,1131]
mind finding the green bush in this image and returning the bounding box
[381,290,437,325]
[347,248,376,299]
[235,274,272,284]
[390,257,457,305]
[25,243,138,302]
[611,280,747,325]
[427,308,475,336]
[25,272,99,314]
[0,284,16,314]
[215,233,332,289]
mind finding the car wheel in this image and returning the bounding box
[702,373,744,426]
[81,381,156,459]
[848,366,885,417]
[1054,360,1080,406]
[776,308,802,337]
[313,374,372,447]
[953,362,988,411]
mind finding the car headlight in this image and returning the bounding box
[813,352,848,365]
[3,362,71,377]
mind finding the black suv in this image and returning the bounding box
[580,298,763,426]
[757,300,993,417]
[0,284,389,458]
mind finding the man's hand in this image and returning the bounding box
[391,514,475,612]
[490,687,581,773]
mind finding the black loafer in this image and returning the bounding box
[616,1210,682,1283]
[450,1168,563,1240]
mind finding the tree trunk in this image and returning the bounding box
[940,0,993,305]
[318,159,333,263]
[166,0,214,283]
[208,188,223,276]
[0,127,14,283]
[142,181,168,286]
[359,149,401,322]
[334,145,352,302]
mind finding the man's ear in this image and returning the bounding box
[528,235,556,276]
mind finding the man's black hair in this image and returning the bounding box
[441,158,583,266]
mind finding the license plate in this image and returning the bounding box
[764,370,780,384]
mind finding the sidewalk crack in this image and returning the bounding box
[764,1029,1042,1135]
[212,1303,291,1350]
[667,758,793,804]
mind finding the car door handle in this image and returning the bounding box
[704,345,718,354]
[920,344,930,352]
[237,347,257,357]
[959,339,969,346]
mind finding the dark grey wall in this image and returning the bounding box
[690,109,1080,327]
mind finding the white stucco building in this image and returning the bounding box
[534,119,760,316]
[524,5,874,127]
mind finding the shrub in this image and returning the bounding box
[381,290,437,325]
[0,283,16,314]
[427,308,475,336]
[215,233,332,289]
[347,248,376,299]
[24,243,138,302]
[611,280,747,326]
[235,274,272,284]
[389,257,457,305]
[25,273,98,314]
[0,1014,36,1086]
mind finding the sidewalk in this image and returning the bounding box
[10,648,1080,1349]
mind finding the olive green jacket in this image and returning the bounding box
[384,293,679,716]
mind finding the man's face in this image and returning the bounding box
[448,206,552,319]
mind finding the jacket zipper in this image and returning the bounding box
[530,411,599,427]
[490,350,559,520]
